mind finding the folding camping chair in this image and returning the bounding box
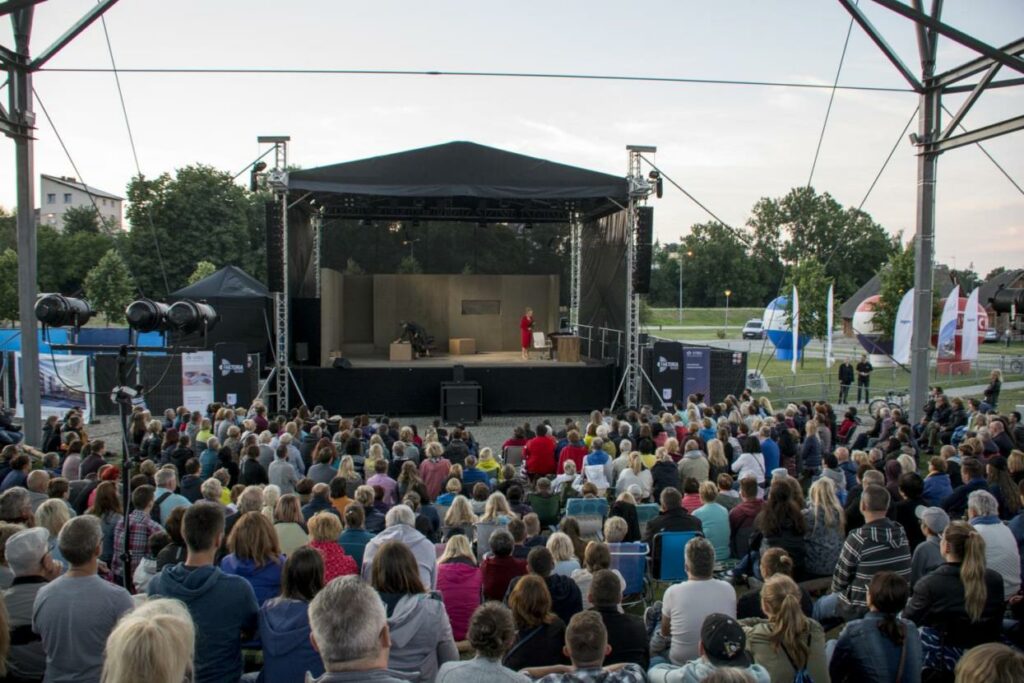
[609,541,650,609]
[565,497,609,540]
[528,493,561,530]
[652,531,703,584]
[474,521,508,560]
[503,445,524,469]
[635,503,660,537]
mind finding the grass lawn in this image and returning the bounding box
[646,307,762,327]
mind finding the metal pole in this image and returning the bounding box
[11,7,40,446]
[569,212,581,334]
[678,253,682,324]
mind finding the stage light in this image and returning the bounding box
[125,299,171,333]
[166,300,219,335]
[253,161,268,173]
[34,294,94,328]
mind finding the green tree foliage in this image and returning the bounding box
[0,207,16,253]
[0,248,19,325]
[873,241,916,341]
[784,256,832,343]
[124,165,265,295]
[950,265,980,292]
[188,260,218,285]
[397,255,423,274]
[84,249,136,325]
[985,266,1007,280]
[675,222,769,307]
[61,205,118,235]
[344,257,365,275]
[37,226,117,295]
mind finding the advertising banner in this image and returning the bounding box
[683,347,711,402]
[181,351,214,414]
[651,341,684,408]
[962,288,981,362]
[893,288,915,365]
[937,285,961,360]
[213,343,252,407]
[15,353,91,422]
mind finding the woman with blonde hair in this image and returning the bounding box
[442,495,477,540]
[436,534,481,643]
[221,511,285,604]
[307,511,357,581]
[897,453,917,476]
[546,532,580,576]
[476,446,502,482]
[803,477,845,578]
[954,642,1024,683]
[706,439,729,481]
[336,454,362,485]
[272,494,310,557]
[36,498,70,569]
[480,491,514,524]
[261,484,281,520]
[100,601,194,683]
[742,574,829,682]
[904,520,1006,673]
[364,442,385,474]
[615,451,653,502]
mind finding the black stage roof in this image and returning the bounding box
[288,141,628,223]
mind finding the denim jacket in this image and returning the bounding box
[828,612,922,683]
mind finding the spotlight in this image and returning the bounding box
[253,161,268,173]
[125,299,171,333]
[166,300,218,335]
[34,294,93,328]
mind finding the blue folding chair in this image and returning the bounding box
[609,541,650,609]
[653,531,703,583]
[635,503,660,535]
[566,497,609,540]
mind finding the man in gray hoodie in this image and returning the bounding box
[360,505,437,588]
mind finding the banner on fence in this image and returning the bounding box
[14,353,91,422]
[181,351,214,414]
[938,285,961,360]
[683,347,711,401]
[893,288,915,365]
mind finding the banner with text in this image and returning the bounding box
[181,351,214,414]
[937,285,961,360]
[683,347,711,402]
[15,353,92,423]
[893,288,915,365]
[213,343,252,407]
[651,341,684,408]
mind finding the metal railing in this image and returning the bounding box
[576,324,626,365]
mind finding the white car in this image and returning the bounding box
[741,319,766,340]
[983,328,1000,343]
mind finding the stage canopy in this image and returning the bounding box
[170,265,271,357]
[288,141,628,223]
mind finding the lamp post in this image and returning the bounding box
[724,289,732,332]
[677,247,692,324]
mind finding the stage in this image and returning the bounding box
[290,354,616,416]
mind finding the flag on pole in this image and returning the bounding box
[893,288,915,365]
[825,283,834,369]
[791,286,799,374]
[937,285,960,360]
[962,287,981,361]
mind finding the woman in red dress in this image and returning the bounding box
[520,307,533,360]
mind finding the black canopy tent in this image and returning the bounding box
[169,265,272,357]
[288,140,629,223]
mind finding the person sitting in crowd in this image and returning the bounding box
[967,489,1021,598]
[548,532,581,577]
[504,546,582,627]
[693,481,730,561]
[259,547,326,683]
[741,574,829,682]
[735,547,812,619]
[100,598,195,683]
[953,642,1024,683]
[643,487,703,579]
[587,568,649,669]
[911,505,949,586]
[649,613,770,683]
[803,477,845,578]
[273,494,310,556]
[370,540,458,682]
[307,510,357,581]
[504,573,569,671]
[520,610,646,682]
[362,504,437,589]
[111,484,164,585]
[4,526,62,682]
[481,529,527,601]
[338,504,374,569]
[220,510,285,605]
[570,541,625,610]
[436,534,482,644]
[829,571,921,683]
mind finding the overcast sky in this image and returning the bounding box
[2,0,1022,277]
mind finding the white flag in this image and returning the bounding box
[962,287,981,361]
[791,286,799,374]
[825,283,834,369]
[893,288,915,365]
[937,285,960,360]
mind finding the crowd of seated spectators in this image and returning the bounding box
[0,387,1022,682]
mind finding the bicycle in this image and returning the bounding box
[868,389,909,418]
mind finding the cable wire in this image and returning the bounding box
[855,105,919,214]
[99,12,172,296]
[38,66,915,94]
[940,104,1024,197]
[808,4,858,188]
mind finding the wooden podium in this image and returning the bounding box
[555,335,581,363]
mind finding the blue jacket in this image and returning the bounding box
[829,612,922,683]
[199,448,220,479]
[258,597,324,683]
[922,473,953,507]
[462,467,490,488]
[941,477,988,519]
[1009,511,1024,584]
[339,529,375,569]
[301,496,340,522]
[839,460,859,491]
[148,564,258,683]
[219,555,285,606]
[760,438,780,474]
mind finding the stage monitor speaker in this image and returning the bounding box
[266,200,284,292]
[453,364,465,383]
[633,206,653,294]
[295,343,309,363]
[332,358,352,369]
[441,382,482,425]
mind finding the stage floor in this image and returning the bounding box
[346,351,588,369]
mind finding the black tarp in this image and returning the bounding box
[288,141,627,222]
[169,266,271,359]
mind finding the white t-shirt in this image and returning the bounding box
[974,520,1022,597]
[661,578,736,664]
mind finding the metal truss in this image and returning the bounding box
[569,212,582,333]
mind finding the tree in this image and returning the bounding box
[950,264,980,293]
[84,250,136,325]
[784,257,832,365]
[985,266,1007,280]
[123,165,266,295]
[396,255,422,274]
[61,205,117,235]
[37,226,116,295]
[188,260,218,284]
[678,222,767,307]
[873,241,916,341]
[344,257,364,275]
[0,248,18,325]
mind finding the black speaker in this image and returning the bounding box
[332,358,352,369]
[441,382,482,424]
[452,364,465,383]
[633,206,653,294]
[295,343,309,363]
[266,200,284,292]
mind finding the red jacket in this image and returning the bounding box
[524,436,557,476]
[437,559,482,641]
[310,540,358,582]
[557,443,588,474]
[480,555,527,601]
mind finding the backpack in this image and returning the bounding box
[782,634,814,683]
[150,491,173,524]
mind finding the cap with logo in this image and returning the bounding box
[701,613,752,667]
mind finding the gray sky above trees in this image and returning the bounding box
[1,0,1021,275]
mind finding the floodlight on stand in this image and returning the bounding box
[34,294,94,328]
[125,299,171,333]
[166,300,219,335]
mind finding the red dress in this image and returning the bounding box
[520,315,533,349]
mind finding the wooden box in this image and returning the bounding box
[556,335,581,363]
[389,342,414,361]
[449,338,477,355]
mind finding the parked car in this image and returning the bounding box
[742,319,766,339]
[983,328,1000,343]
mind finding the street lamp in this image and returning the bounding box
[677,247,692,324]
[724,289,732,331]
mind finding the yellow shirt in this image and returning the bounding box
[478,459,502,479]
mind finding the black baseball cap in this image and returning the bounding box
[701,613,752,667]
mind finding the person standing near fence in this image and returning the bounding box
[838,358,854,405]
[856,355,873,404]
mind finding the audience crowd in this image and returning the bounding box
[0,383,1023,682]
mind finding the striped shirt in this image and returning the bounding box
[832,518,911,619]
